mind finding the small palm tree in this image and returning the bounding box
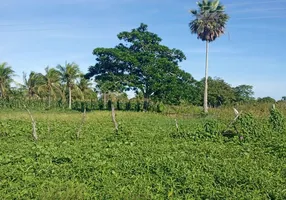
[0,62,15,98]
[23,71,43,99]
[77,74,94,100]
[189,0,229,113]
[38,66,62,108]
[57,62,81,109]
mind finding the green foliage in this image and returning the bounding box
[269,106,285,133]
[76,75,95,100]
[156,102,165,113]
[170,119,225,140]
[233,84,255,103]
[23,71,43,98]
[257,96,276,103]
[86,23,198,106]
[0,110,286,199]
[203,119,222,136]
[38,67,62,96]
[199,77,235,107]
[0,62,15,98]
[235,113,260,137]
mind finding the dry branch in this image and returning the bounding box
[23,104,38,140]
[223,108,242,135]
[175,119,179,133]
[77,108,86,138]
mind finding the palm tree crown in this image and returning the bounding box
[0,62,15,98]
[43,67,60,85]
[189,0,229,42]
[37,67,62,107]
[57,62,80,88]
[23,71,43,98]
[57,62,81,109]
[77,74,94,100]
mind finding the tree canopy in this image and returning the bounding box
[86,23,197,107]
[234,85,255,103]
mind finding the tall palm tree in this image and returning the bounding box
[57,62,81,109]
[38,66,62,108]
[189,0,229,113]
[0,62,15,98]
[23,71,43,99]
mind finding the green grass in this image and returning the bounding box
[0,110,285,199]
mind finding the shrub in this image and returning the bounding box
[269,106,285,133]
[235,113,260,137]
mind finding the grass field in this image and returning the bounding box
[0,108,285,199]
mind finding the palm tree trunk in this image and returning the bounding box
[203,41,209,113]
[143,94,149,112]
[48,87,51,108]
[103,92,107,109]
[0,84,5,98]
[28,89,31,100]
[69,86,72,109]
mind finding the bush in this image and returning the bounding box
[204,119,221,136]
[269,106,285,133]
[156,102,165,113]
[235,113,261,137]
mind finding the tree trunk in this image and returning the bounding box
[82,91,85,101]
[111,103,118,133]
[28,89,31,100]
[48,87,51,108]
[0,84,5,98]
[143,94,149,112]
[103,92,107,109]
[24,105,38,141]
[69,86,72,109]
[203,41,209,113]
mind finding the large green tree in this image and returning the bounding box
[57,62,81,109]
[0,62,15,98]
[233,84,254,103]
[198,77,235,107]
[189,0,229,113]
[86,23,190,109]
[152,70,199,105]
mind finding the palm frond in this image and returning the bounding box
[212,0,220,11]
[190,9,198,15]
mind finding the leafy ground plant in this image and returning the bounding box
[0,110,285,199]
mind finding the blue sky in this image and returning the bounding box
[0,0,286,100]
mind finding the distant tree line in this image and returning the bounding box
[0,23,282,111]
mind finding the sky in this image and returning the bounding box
[0,0,286,100]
